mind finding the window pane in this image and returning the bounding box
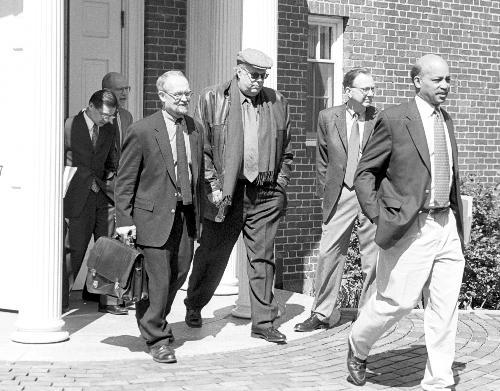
[306,62,334,136]
[308,25,318,59]
[319,25,332,60]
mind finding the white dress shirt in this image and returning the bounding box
[415,95,453,206]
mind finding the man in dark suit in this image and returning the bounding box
[98,72,135,315]
[184,48,293,344]
[294,68,378,333]
[115,70,203,364]
[347,54,465,390]
[63,90,118,310]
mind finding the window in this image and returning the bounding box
[306,16,343,144]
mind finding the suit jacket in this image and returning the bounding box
[316,104,378,222]
[354,99,464,250]
[104,107,134,202]
[115,110,204,247]
[64,111,117,218]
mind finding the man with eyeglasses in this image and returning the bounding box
[114,71,203,363]
[184,48,293,344]
[294,68,378,333]
[96,72,135,315]
[63,90,118,311]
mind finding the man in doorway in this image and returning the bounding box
[63,90,118,311]
[184,48,293,344]
[347,54,465,390]
[98,72,134,315]
[294,68,378,333]
[115,71,204,363]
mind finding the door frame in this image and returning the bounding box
[64,0,144,120]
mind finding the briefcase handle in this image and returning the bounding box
[114,234,135,248]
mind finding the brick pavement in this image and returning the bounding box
[2,310,500,390]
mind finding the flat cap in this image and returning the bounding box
[236,48,273,69]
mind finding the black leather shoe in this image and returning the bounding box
[294,314,329,332]
[149,344,177,364]
[347,337,367,386]
[251,327,287,344]
[185,308,202,328]
[98,304,128,315]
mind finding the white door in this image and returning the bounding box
[69,0,122,115]
[68,0,122,289]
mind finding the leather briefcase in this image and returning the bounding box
[86,236,148,302]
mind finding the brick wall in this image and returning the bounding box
[143,0,187,117]
[276,0,500,292]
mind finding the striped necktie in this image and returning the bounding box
[175,118,192,205]
[433,109,450,206]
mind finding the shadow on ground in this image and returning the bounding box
[366,345,466,389]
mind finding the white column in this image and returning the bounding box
[231,0,279,316]
[11,0,69,343]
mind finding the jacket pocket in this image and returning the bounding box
[134,197,154,212]
[380,197,402,209]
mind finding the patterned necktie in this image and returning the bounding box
[433,109,450,206]
[344,113,360,188]
[175,118,192,205]
[91,124,99,149]
[243,100,259,182]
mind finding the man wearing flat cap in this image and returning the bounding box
[184,48,293,344]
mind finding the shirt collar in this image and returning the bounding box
[162,109,183,125]
[346,105,365,121]
[82,109,97,131]
[415,95,439,118]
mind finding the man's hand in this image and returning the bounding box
[208,189,223,206]
[116,225,136,240]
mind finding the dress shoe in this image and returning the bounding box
[185,308,202,328]
[98,304,128,315]
[251,327,287,344]
[294,314,329,332]
[149,344,177,364]
[346,337,367,386]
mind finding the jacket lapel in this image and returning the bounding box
[334,108,348,152]
[442,109,459,175]
[405,100,431,175]
[361,106,377,150]
[153,111,176,184]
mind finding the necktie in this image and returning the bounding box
[91,124,99,149]
[344,114,360,188]
[175,118,192,205]
[90,124,100,193]
[243,101,259,182]
[433,110,450,206]
[116,111,122,147]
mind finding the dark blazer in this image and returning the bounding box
[64,111,117,218]
[115,110,204,247]
[354,99,464,250]
[316,104,378,222]
[104,107,134,202]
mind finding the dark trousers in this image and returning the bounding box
[63,190,110,308]
[185,180,286,330]
[136,204,196,348]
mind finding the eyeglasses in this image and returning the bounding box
[161,90,193,101]
[113,86,131,93]
[351,86,376,95]
[241,68,268,80]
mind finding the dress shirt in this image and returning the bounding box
[83,109,98,139]
[161,110,192,182]
[346,106,365,154]
[415,95,453,206]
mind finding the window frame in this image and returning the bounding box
[306,15,344,145]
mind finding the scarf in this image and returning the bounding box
[215,78,278,222]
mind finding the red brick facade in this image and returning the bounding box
[142,0,500,293]
[143,0,187,116]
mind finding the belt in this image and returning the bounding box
[421,206,450,214]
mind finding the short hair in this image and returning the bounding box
[410,64,422,82]
[156,70,187,92]
[89,89,118,109]
[343,68,371,89]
